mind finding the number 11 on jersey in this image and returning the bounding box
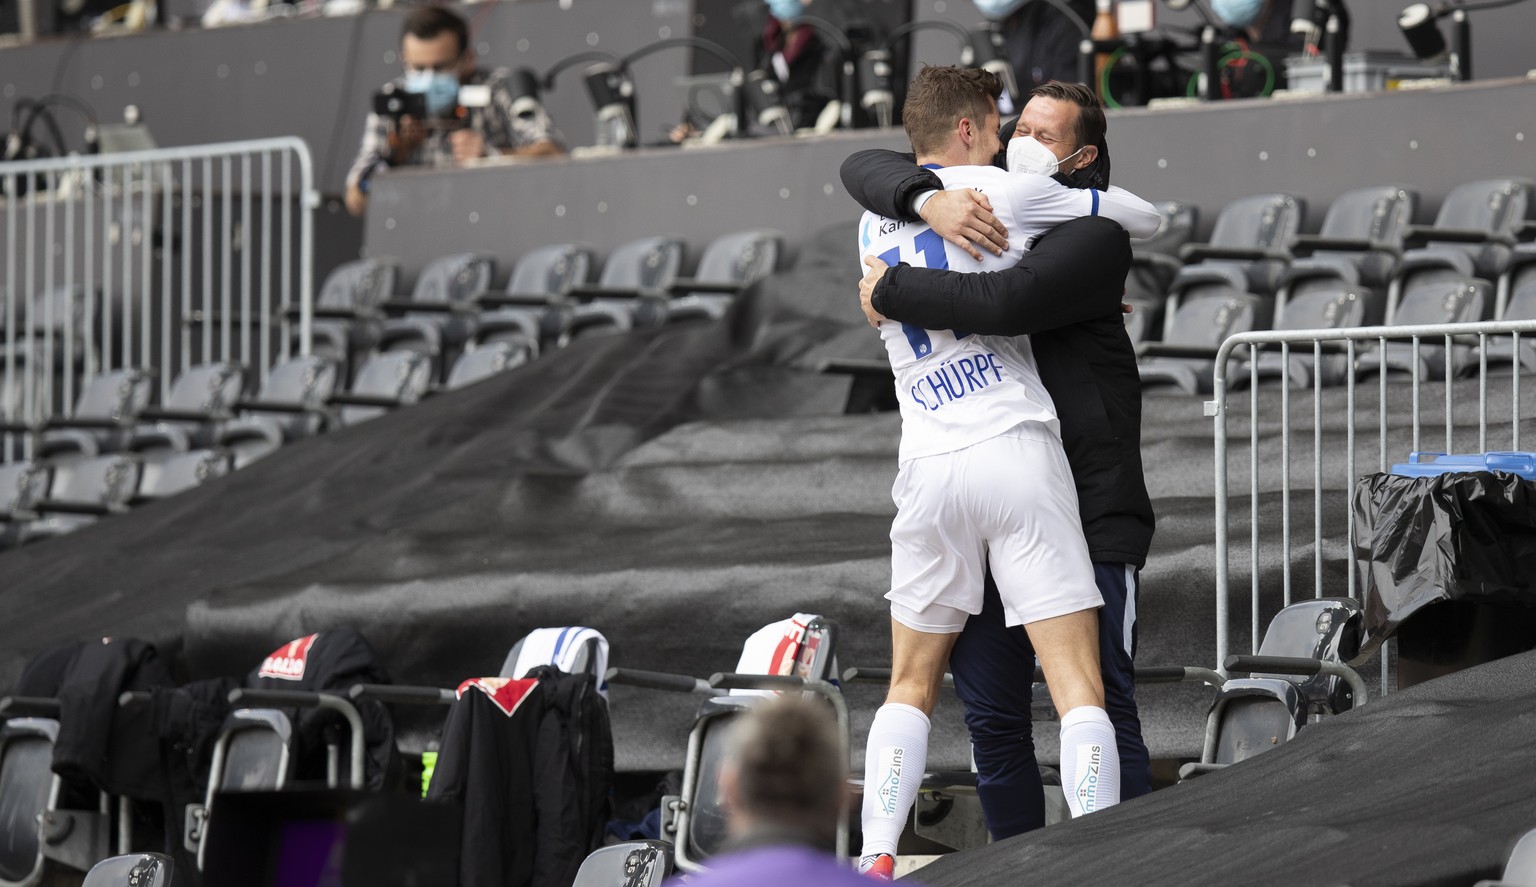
[878,229,950,360]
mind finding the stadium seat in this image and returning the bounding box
[499,626,610,688]
[1357,277,1491,381]
[22,453,141,541]
[1474,828,1536,887]
[443,342,526,391]
[1246,289,1370,388]
[186,630,395,871]
[1488,246,1536,372]
[572,840,672,887]
[1281,185,1417,322]
[1168,194,1306,324]
[1179,598,1365,781]
[1125,200,1200,340]
[560,236,686,343]
[82,853,173,887]
[134,448,232,502]
[603,613,844,874]
[127,363,246,455]
[0,460,49,549]
[215,355,339,468]
[0,702,116,883]
[377,253,495,379]
[32,367,155,460]
[327,351,433,426]
[300,256,400,382]
[1388,178,1534,320]
[661,229,785,324]
[1137,294,1262,394]
[473,242,596,360]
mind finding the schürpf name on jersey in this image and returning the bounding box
[910,352,1007,412]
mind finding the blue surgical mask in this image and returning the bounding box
[1212,0,1265,28]
[765,0,802,20]
[404,69,461,118]
[972,0,1028,20]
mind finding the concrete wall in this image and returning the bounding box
[0,0,693,192]
[362,75,1536,277]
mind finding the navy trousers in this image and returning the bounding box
[949,562,1151,839]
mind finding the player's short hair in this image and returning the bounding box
[726,695,846,837]
[902,65,1002,156]
[402,6,469,56]
[1029,81,1106,152]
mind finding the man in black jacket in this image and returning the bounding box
[839,87,1155,839]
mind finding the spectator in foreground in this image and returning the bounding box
[666,695,884,886]
[345,6,564,216]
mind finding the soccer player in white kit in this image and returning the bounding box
[854,66,1161,879]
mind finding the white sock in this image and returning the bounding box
[1059,706,1119,817]
[860,702,930,859]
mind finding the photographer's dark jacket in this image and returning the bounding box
[841,150,1155,568]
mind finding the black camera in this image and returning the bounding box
[373,88,427,120]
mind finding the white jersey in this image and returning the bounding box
[857,165,1160,462]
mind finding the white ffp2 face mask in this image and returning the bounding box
[1006,136,1085,177]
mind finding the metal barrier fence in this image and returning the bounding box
[1208,319,1536,694]
[1,137,316,462]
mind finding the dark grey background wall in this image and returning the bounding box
[918,0,1535,82]
[0,0,693,191]
[363,75,1536,278]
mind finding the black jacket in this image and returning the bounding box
[840,150,1155,568]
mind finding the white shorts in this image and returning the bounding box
[887,421,1102,633]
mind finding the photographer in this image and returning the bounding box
[344,6,565,217]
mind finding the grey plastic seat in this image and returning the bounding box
[1170,194,1306,311]
[135,448,232,502]
[474,243,596,360]
[82,854,173,887]
[302,257,400,379]
[560,236,685,343]
[33,368,155,460]
[195,709,298,870]
[1357,277,1490,381]
[1475,829,1536,887]
[23,454,141,541]
[1179,598,1364,781]
[1247,288,1371,388]
[377,253,496,377]
[217,356,340,468]
[0,717,59,885]
[1138,293,1261,394]
[1125,201,1200,339]
[444,342,526,391]
[127,363,245,456]
[664,229,784,324]
[1283,186,1417,320]
[1390,178,1533,318]
[0,461,49,550]
[329,351,434,426]
[572,842,671,887]
[1488,247,1536,373]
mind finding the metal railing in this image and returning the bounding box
[1207,320,1536,693]
[2,137,316,461]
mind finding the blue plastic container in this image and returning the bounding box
[1390,452,1536,481]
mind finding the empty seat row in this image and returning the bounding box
[308,228,785,388]
[1129,179,1536,393]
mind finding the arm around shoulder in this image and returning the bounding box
[840,149,937,220]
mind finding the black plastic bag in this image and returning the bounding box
[1352,470,1536,654]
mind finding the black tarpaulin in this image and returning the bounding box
[913,647,1536,887]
